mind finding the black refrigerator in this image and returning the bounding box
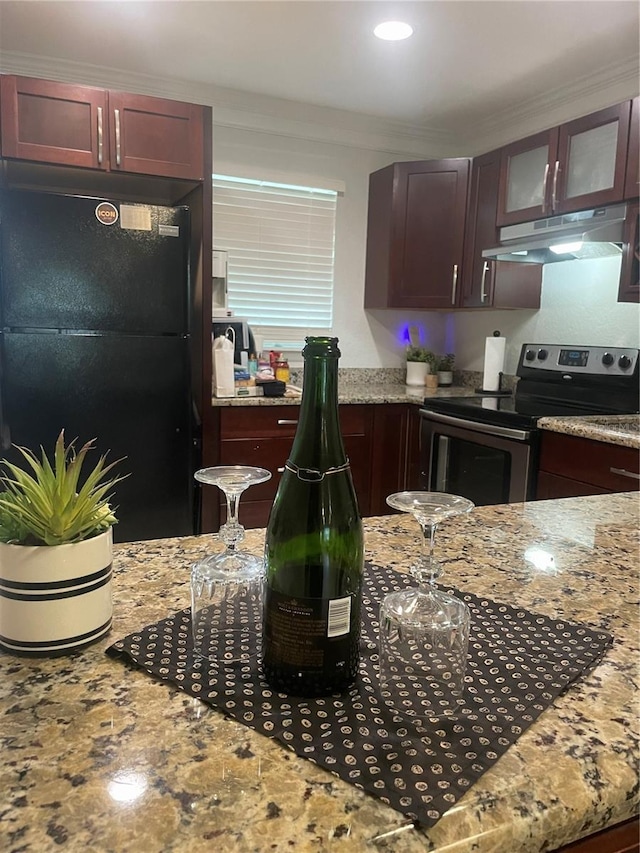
[0,189,200,543]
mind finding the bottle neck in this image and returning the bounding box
[289,338,345,468]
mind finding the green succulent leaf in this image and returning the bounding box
[0,430,126,546]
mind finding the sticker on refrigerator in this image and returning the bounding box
[120,205,152,231]
[95,202,119,226]
[158,224,180,237]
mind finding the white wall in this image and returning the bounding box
[450,256,640,374]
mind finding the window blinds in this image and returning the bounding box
[212,175,337,332]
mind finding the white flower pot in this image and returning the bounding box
[0,528,113,656]
[405,361,428,386]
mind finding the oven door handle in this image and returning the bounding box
[420,410,531,441]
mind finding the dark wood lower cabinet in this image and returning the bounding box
[554,817,639,853]
[203,401,422,532]
[537,431,639,499]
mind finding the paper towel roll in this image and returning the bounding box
[482,336,506,392]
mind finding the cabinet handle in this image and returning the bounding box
[451,264,458,304]
[114,108,121,166]
[551,160,560,212]
[481,261,489,303]
[277,419,298,426]
[610,467,640,481]
[97,106,103,165]
[541,162,550,214]
[277,466,285,473]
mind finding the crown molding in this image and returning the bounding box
[455,54,640,155]
[0,50,450,158]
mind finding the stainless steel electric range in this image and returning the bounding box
[419,343,640,506]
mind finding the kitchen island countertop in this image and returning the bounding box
[539,414,640,449]
[1,493,638,853]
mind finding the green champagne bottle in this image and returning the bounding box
[262,336,364,696]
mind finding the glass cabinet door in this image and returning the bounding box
[497,100,633,226]
[497,130,555,226]
[555,102,631,214]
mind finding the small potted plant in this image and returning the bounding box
[436,353,455,387]
[405,345,437,387]
[0,431,124,656]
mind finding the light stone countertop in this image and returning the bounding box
[1,493,639,852]
[538,414,640,449]
[211,383,478,407]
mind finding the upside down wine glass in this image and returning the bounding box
[191,466,272,663]
[379,491,474,723]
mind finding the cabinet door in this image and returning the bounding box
[108,91,205,180]
[624,96,639,200]
[0,75,108,169]
[497,129,556,226]
[536,471,608,500]
[393,159,470,309]
[461,150,541,309]
[538,431,640,494]
[618,202,639,303]
[461,150,501,307]
[555,102,631,214]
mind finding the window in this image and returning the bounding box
[212,175,338,354]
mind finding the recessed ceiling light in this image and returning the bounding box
[374,21,413,41]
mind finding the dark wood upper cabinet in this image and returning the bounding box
[364,158,470,310]
[618,201,639,303]
[624,96,639,199]
[108,92,205,180]
[497,102,632,226]
[461,149,541,309]
[0,76,206,180]
[0,75,108,169]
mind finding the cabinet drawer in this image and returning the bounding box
[539,432,639,492]
[220,404,368,439]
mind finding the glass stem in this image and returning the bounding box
[420,522,441,587]
[225,493,239,551]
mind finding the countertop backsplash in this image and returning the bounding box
[288,367,517,391]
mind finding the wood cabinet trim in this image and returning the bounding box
[625,96,639,200]
[618,201,639,303]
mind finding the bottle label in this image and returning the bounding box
[264,589,354,671]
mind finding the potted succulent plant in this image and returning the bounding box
[0,431,124,656]
[436,353,455,387]
[405,345,437,387]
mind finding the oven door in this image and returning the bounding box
[420,410,535,506]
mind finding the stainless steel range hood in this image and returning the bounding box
[482,204,626,264]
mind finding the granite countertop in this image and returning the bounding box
[1,493,638,852]
[539,414,640,449]
[211,383,478,407]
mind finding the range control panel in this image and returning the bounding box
[518,344,639,377]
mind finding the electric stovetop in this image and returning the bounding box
[421,342,640,431]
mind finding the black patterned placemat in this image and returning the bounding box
[106,563,612,828]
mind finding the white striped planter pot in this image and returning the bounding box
[0,528,113,656]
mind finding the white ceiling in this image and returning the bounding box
[0,0,638,143]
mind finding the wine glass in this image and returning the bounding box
[191,465,271,663]
[378,491,474,723]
